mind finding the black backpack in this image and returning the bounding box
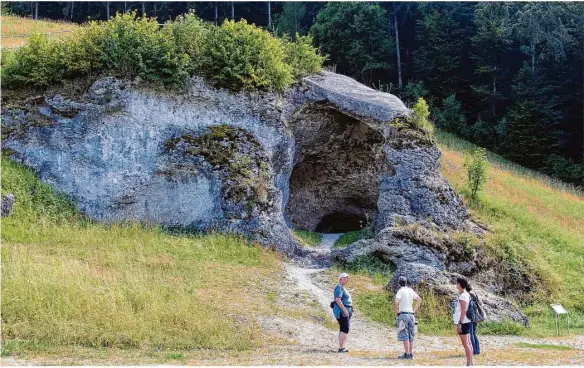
[466,297,478,322]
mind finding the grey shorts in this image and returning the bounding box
[397,313,416,341]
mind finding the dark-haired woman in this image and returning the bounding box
[454,277,473,366]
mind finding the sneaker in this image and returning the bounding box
[338,348,349,353]
[407,354,414,360]
[398,353,409,359]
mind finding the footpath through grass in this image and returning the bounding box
[1,156,284,357]
[292,229,322,247]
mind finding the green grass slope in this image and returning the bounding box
[0,156,286,358]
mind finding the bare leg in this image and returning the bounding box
[459,334,473,366]
[402,340,410,354]
[339,332,348,349]
[409,339,414,355]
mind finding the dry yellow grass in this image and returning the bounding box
[440,148,584,236]
[1,15,78,49]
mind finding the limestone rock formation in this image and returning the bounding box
[2,70,527,323]
[4,71,466,252]
[388,263,530,326]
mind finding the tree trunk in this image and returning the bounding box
[394,15,402,89]
[294,7,297,37]
[231,2,234,20]
[215,2,218,25]
[142,2,145,16]
[268,1,271,28]
[106,1,110,20]
[70,1,74,20]
[34,1,38,19]
[124,1,127,13]
[531,42,536,78]
[492,67,497,117]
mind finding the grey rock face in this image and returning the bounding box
[302,71,410,122]
[388,263,530,326]
[1,194,15,217]
[2,72,465,254]
[332,227,447,270]
[377,133,467,231]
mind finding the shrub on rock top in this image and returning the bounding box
[1,12,324,92]
[202,19,293,92]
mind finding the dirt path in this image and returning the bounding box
[320,233,342,250]
[249,260,584,366]
[3,255,583,366]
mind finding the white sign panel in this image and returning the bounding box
[551,304,568,314]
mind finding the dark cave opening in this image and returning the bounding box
[315,212,368,233]
[284,102,392,234]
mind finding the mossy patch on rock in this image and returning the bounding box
[388,117,435,149]
[165,125,274,217]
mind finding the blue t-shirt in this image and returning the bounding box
[333,283,353,319]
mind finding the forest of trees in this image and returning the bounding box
[3,1,583,185]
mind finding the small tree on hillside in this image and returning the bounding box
[411,97,433,134]
[463,148,489,201]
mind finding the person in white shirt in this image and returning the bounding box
[394,276,422,360]
[453,277,473,366]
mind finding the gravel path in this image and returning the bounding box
[320,233,342,250]
[252,261,584,366]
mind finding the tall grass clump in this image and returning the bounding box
[2,12,325,92]
[1,156,283,353]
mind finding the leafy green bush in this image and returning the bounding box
[203,19,293,92]
[282,34,325,79]
[3,13,324,92]
[402,80,429,105]
[463,148,489,200]
[95,12,190,85]
[62,21,106,75]
[168,11,210,75]
[2,32,65,87]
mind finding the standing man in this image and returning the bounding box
[454,277,474,366]
[394,276,422,360]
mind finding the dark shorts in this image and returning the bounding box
[336,307,352,334]
[458,322,472,335]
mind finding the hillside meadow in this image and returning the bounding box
[1,15,79,49]
[339,131,584,337]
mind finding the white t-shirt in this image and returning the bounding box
[453,291,471,324]
[395,286,419,313]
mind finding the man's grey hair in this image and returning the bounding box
[398,276,408,287]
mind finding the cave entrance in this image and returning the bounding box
[315,212,368,233]
[285,103,392,234]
